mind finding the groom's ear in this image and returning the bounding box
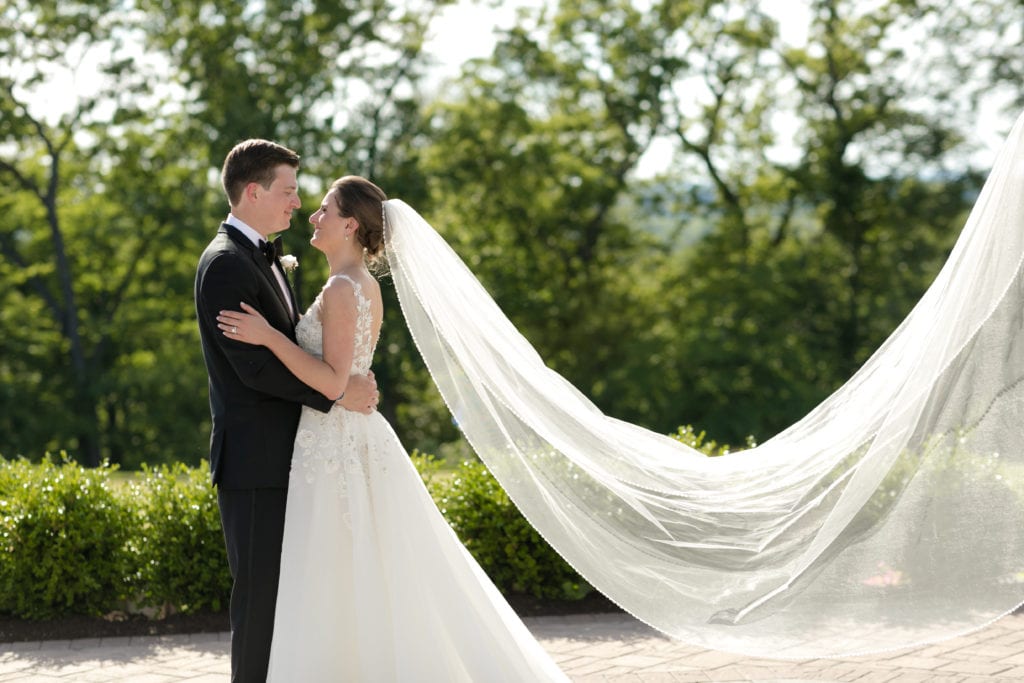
[244,182,261,203]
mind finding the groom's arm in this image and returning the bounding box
[198,252,335,413]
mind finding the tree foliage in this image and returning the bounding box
[0,0,210,465]
[623,0,982,440]
[0,0,1017,463]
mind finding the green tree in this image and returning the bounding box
[0,0,1002,468]
[405,0,702,446]
[0,1,211,465]
[924,0,1024,117]
[415,0,981,445]
[0,0,450,464]
[133,0,449,447]
[653,0,977,440]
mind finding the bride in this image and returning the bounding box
[217,175,567,682]
[220,106,1024,663]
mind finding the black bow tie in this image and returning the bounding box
[259,237,282,265]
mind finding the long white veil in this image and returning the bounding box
[383,109,1024,658]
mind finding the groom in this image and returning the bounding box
[194,139,378,682]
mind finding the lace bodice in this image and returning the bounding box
[295,274,376,374]
[292,274,384,488]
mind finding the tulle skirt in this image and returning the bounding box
[266,407,567,682]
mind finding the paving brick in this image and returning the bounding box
[864,672,937,683]
[956,645,1023,658]
[701,666,749,681]
[620,673,682,682]
[0,643,44,657]
[997,665,1024,679]
[558,654,601,669]
[666,649,743,669]
[602,671,684,679]
[543,638,595,654]
[603,653,672,670]
[849,672,902,682]
[883,654,953,670]
[575,642,647,659]
[106,675,178,683]
[70,670,138,682]
[938,659,1014,675]
[583,665,638,677]
[667,673,713,682]
[997,651,1024,665]
[644,659,705,674]
[734,664,790,679]
[194,660,231,674]
[565,659,620,676]
[2,612,1024,681]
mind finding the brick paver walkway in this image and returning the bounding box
[2,611,1023,681]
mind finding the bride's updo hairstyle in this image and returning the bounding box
[330,175,388,266]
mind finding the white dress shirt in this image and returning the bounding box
[225,214,295,319]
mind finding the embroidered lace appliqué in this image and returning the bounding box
[292,275,383,491]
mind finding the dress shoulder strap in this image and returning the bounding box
[324,273,365,298]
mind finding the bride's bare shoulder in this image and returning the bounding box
[365,274,383,300]
[319,275,359,313]
[323,273,358,291]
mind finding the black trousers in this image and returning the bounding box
[218,488,288,683]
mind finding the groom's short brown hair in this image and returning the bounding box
[221,139,300,207]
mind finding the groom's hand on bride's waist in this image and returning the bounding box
[337,371,379,414]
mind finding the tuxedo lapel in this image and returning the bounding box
[282,272,300,325]
[222,224,295,330]
[252,250,295,326]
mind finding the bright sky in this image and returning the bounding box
[21,0,1021,177]
[426,0,539,69]
[423,0,1017,176]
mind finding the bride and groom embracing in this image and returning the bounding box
[194,106,1024,677]
[195,139,567,682]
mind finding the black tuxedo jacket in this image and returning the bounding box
[195,223,334,489]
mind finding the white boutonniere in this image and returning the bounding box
[280,254,299,273]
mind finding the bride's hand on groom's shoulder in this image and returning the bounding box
[339,370,379,415]
[218,302,277,347]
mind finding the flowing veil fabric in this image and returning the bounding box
[383,109,1024,658]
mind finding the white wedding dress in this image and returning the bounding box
[266,274,567,682]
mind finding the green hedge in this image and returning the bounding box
[0,455,133,619]
[0,447,617,620]
[0,454,230,620]
[413,453,591,601]
[1,430,739,620]
[123,462,231,614]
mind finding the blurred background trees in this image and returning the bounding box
[0,0,1018,466]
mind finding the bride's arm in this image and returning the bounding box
[217,278,356,400]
